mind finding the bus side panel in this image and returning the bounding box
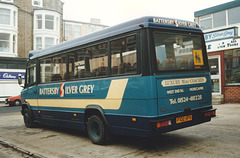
[24,76,158,133]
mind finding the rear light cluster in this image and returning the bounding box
[156,120,171,128]
[205,110,216,117]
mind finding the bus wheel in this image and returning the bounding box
[23,108,35,128]
[87,115,108,145]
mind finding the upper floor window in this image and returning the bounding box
[74,25,81,37]
[199,7,240,31]
[34,11,60,31]
[213,10,226,28]
[32,0,42,7]
[0,8,10,25]
[0,33,10,52]
[45,15,54,30]
[36,15,42,29]
[36,37,42,49]
[45,37,54,48]
[65,24,72,36]
[228,6,240,25]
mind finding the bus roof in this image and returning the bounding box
[29,16,201,60]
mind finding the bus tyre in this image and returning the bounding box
[23,108,35,128]
[87,115,109,145]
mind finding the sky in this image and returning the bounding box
[61,0,234,26]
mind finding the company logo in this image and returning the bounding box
[175,20,179,27]
[60,83,65,97]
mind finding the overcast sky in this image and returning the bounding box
[61,0,234,26]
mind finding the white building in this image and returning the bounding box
[63,18,108,41]
[195,0,240,104]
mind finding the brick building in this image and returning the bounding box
[0,0,63,101]
[195,0,240,104]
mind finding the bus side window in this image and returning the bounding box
[69,48,91,79]
[110,35,137,75]
[26,62,36,87]
[40,54,66,83]
[68,42,108,79]
[90,43,108,77]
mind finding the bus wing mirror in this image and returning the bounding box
[18,74,22,85]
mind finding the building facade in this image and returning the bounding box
[0,0,63,101]
[63,18,108,41]
[195,0,240,103]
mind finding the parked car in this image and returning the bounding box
[5,95,21,106]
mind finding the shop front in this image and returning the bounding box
[0,57,26,102]
[206,28,240,103]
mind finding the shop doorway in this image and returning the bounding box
[208,55,221,95]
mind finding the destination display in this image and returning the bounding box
[152,17,197,28]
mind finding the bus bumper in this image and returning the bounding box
[151,107,216,134]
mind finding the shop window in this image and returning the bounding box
[224,49,240,85]
[111,35,137,75]
[0,8,10,25]
[0,64,7,68]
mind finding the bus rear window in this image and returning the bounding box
[153,32,206,71]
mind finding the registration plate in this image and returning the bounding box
[176,115,192,124]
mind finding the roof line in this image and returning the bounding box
[194,0,240,17]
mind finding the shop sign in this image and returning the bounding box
[0,72,25,80]
[206,38,240,52]
[204,28,237,42]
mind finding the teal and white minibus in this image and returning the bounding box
[19,16,216,144]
